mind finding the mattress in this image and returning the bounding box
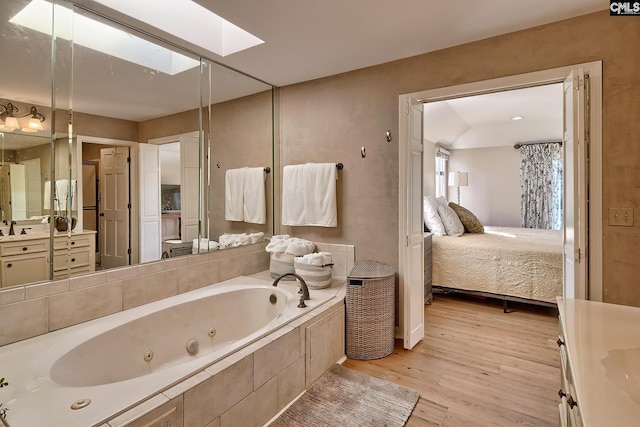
[432,226,563,303]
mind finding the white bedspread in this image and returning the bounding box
[432,226,562,303]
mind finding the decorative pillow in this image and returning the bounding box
[449,202,484,234]
[436,196,448,207]
[437,204,465,237]
[423,196,446,236]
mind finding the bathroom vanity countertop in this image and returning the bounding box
[557,297,640,427]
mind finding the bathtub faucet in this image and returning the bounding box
[272,273,310,308]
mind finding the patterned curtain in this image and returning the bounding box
[520,143,563,229]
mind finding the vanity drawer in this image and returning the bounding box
[1,252,48,287]
[53,234,92,250]
[53,248,91,271]
[0,239,48,256]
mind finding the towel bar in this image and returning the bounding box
[264,167,271,173]
[336,163,343,170]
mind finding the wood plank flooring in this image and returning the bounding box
[343,294,561,427]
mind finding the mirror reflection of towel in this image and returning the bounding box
[54,179,77,211]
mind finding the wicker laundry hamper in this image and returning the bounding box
[346,260,396,360]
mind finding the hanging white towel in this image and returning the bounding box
[243,167,266,224]
[303,163,337,227]
[225,168,246,221]
[54,179,78,211]
[281,164,306,226]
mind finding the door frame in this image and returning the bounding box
[75,135,139,264]
[399,61,603,314]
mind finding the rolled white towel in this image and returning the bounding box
[295,252,333,266]
[208,241,220,250]
[250,232,265,244]
[285,238,316,256]
[265,234,291,253]
[218,234,235,247]
[237,233,251,246]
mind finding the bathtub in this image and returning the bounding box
[0,275,336,426]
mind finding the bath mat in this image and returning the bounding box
[269,364,419,427]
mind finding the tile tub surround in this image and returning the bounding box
[0,241,354,346]
[0,274,346,427]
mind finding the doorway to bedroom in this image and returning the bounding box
[397,62,603,349]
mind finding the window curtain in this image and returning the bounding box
[520,143,563,230]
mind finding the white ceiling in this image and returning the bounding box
[0,0,606,124]
[424,83,564,150]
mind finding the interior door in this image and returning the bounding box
[180,135,200,242]
[9,163,26,220]
[563,69,588,299]
[100,147,130,268]
[139,143,161,263]
[400,96,425,350]
[22,158,42,219]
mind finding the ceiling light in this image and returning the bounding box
[10,0,200,76]
[511,116,524,121]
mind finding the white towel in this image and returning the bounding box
[303,163,337,227]
[243,167,266,224]
[281,164,306,226]
[284,238,316,256]
[225,168,246,221]
[295,252,332,266]
[265,234,291,253]
[250,232,265,244]
[55,179,77,211]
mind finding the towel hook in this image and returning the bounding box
[386,130,392,142]
[216,160,221,168]
[361,147,366,158]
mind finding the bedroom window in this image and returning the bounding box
[435,148,449,198]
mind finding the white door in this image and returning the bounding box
[563,69,588,299]
[139,143,161,263]
[100,147,130,268]
[9,164,26,221]
[22,158,42,219]
[180,135,200,242]
[399,96,425,350]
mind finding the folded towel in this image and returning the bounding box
[303,163,337,227]
[237,233,251,246]
[250,232,265,244]
[281,164,306,226]
[265,234,291,253]
[284,238,316,256]
[225,168,246,221]
[243,167,266,224]
[294,252,332,266]
[192,238,219,254]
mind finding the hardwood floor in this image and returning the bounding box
[343,294,561,427]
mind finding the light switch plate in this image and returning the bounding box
[609,208,634,227]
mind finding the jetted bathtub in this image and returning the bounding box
[0,275,335,426]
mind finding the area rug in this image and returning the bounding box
[269,364,419,427]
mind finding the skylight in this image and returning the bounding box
[10,0,200,75]
[92,0,264,57]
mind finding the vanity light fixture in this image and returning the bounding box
[0,102,45,133]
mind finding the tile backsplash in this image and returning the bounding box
[0,241,354,347]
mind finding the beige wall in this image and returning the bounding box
[279,11,640,306]
[448,146,521,227]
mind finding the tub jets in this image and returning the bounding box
[186,339,199,355]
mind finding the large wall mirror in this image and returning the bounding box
[0,0,275,290]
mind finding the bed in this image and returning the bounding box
[432,226,563,308]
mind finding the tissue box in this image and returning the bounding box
[294,259,332,289]
[270,253,296,279]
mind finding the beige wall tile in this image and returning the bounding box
[220,377,278,427]
[277,357,305,411]
[106,265,139,282]
[123,270,177,310]
[204,419,220,427]
[107,394,170,427]
[0,298,48,345]
[0,286,25,306]
[177,260,219,294]
[24,279,69,300]
[254,328,300,389]
[183,355,253,427]
[69,271,107,291]
[50,282,123,330]
[219,255,252,282]
[250,251,270,275]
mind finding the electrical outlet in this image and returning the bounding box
[609,208,634,227]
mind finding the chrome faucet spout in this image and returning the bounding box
[272,273,311,307]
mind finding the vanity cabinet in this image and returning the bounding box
[0,231,96,287]
[53,231,96,279]
[557,318,583,427]
[0,238,49,287]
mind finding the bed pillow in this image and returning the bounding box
[437,204,465,237]
[423,196,446,236]
[436,196,448,207]
[449,202,484,234]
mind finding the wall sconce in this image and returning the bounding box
[448,171,469,205]
[0,102,45,133]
